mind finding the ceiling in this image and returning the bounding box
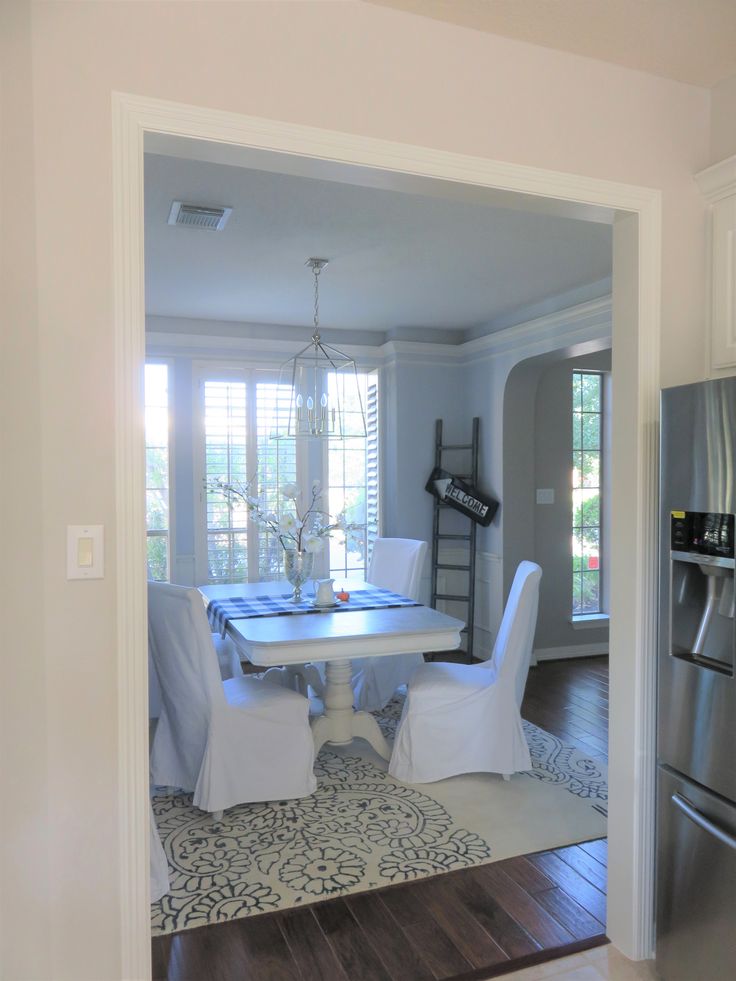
[144,153,612,339]
[365,0,736,88]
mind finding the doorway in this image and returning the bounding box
[113,92,660,978]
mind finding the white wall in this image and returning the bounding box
[0,5,51,980]
[3,1,718,977]
[710,73,736,163]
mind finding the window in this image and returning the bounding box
[145,362,171,581]
[199,364,379,584]
[203,377,249,583]
[327,372,379,579]
[572,370,602,615]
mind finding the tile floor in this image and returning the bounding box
[492,944,659,980]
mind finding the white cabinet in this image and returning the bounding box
[696,155,736,372]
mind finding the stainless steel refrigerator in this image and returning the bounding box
[657,379,736,980]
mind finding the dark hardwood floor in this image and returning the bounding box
[522,655,609,766]
[152,656,609,981]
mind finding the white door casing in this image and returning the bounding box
[113,92,661,979]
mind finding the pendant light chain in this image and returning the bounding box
[312,260,322,342]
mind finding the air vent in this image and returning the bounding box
[167,201,232,231]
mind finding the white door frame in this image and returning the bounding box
[113,92,661,979]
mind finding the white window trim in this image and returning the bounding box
[570,613,610,629]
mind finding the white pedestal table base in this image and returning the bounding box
[310,658,392,761]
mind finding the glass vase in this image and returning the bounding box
[283,549,314,603]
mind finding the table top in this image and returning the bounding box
[199,579,465,666]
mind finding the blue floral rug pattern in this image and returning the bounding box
[151,694,607,935]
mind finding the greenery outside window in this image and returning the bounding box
[572,370,603,615]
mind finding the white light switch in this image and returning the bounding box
[67,525,104,579]
[536,488,555,505]
[77,536,94,567]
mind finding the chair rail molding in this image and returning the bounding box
[113,90,661,978]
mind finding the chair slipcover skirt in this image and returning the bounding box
[388,662,531,783]
[388,561,542,784]
[148,582,316,815]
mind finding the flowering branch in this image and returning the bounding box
[206,475,363,554]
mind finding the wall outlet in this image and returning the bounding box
[536,488,555,505]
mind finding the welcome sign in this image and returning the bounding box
[425,467,499,526]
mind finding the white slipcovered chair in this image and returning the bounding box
[149,798,170,902]
[148,581,316,818]
[350,537,428,711]
[388,560,542,784]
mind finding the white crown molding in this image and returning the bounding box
[461,295,612,360]
[380,296,612,366]
[695,153,736,203]
[145,330,384,365]
[148,295,612,368]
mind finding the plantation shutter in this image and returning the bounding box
[203,378,248,583]
[255,378,298,581]
[365,374,380,565]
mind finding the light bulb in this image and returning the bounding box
[296,394,303,408]
[307,396,314,411]
[321,393,328,407]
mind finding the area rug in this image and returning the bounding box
[151,693,608,936]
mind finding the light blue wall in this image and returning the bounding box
[382,359,469,545]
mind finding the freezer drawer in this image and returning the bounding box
[656,766,736,981]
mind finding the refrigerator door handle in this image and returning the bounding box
[672,793,736,851]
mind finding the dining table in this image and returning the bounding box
[199,579,465,761]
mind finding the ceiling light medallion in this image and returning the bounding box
[275,258,366,440]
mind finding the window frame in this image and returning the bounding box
[571,368,606,618]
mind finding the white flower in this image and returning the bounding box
[303,534,324,554]
[311,480,322,494]
[281,482,298,500]
[280,513,297,534]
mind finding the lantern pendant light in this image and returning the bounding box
[275,258,366,440]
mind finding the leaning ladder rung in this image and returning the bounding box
[440,443,473,450]
[437,533,471,540]
[436,563,471,571]
[435,592,469,601]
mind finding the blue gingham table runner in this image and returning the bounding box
[207,586,421,637]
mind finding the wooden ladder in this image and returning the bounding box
[430,417,480,662]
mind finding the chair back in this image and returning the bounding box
[368,538,428,600]
[487,561,542,706]
[148,582,226,763]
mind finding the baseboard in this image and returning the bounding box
[533,642,609,663]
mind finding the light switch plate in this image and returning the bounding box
[67,524,104,579]
[536,488,555,505]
